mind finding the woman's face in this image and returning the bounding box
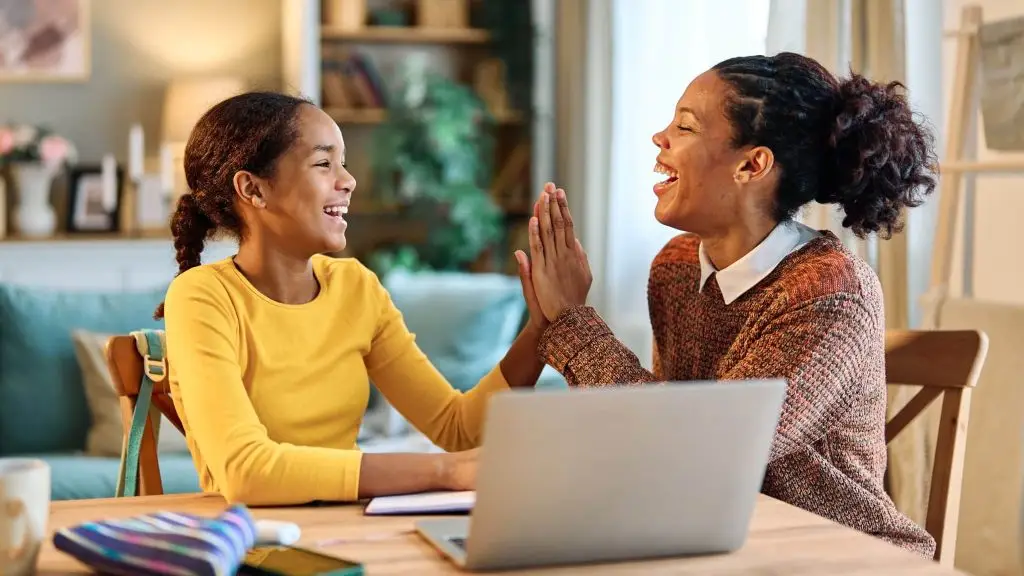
[249,105,357,255]
[651,70,752,234]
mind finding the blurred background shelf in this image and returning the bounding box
[321,25,490,43]
[316,0,536,276]
[326,107,524,125]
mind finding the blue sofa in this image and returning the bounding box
[0,269,565,501]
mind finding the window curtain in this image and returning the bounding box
[598,0,771,363]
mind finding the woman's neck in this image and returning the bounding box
[700,218,780,272]
[233,238,320,305]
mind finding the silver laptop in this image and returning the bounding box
[415,379,786,571]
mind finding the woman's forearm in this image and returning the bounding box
[357,452,455,498]
[499,323,546,388]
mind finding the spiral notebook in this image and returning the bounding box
[364,491,476,516]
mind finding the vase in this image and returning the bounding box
[11,162,57,238]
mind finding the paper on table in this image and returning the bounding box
[364,491,476,516]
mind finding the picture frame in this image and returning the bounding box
[67,164,122,233]
[0,0,91,82]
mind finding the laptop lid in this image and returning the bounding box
[462,379,786,570]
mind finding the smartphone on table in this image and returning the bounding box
[239,545,364,576]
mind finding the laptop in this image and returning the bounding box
[415,379,786,571]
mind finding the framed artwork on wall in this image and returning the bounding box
[67,163,123,233]
[0,0,90,82]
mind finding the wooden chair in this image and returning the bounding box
[105,334,183,496]
[885,329,988,567]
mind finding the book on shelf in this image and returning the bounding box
[322,48,388,110]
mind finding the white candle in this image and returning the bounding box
[159,143,174,194]
[101,153,117,211]
[128,124,144,181]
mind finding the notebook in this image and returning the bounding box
[364,491,476,516]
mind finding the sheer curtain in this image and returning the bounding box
[602,0,771,365]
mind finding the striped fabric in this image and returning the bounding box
[53,504,257,576]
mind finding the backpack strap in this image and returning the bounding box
[116,329,167,498]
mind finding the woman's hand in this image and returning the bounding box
[527,183,592,322]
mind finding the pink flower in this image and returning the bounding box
[0,128,13,156]
[39,135,71,165]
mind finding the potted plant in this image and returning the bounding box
[370,58,503,274]
[0,124,77,237]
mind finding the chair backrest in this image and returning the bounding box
[885,329,988,567]
[104,334,182,496]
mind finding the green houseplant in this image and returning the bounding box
[370,58,504,274]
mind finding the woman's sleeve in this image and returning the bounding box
[165,272,363,505]
[362,272,510,453]
[537,306,660,386]
[537,294,872,464]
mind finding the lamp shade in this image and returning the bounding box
[161,77,246,143]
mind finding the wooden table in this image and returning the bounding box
[36,493,966,574]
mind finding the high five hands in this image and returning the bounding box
[514,182,593,328]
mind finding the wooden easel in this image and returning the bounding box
[925,4,1024,327]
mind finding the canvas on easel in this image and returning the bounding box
[977,14,1024,151]
[888,6,1024,575]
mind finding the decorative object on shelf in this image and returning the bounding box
[416,0,468,29]
[478,0,534,113]
[9,162,59,237]
[370,56,503,273]
[125,123,171,234]
[67,162,123,233]
[369,8,408,27]
[0,0,91,82]
[0,123,77,238]
[323,0,366,31]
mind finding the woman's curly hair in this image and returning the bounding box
[712,52,938,238]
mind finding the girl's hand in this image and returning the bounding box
[439,448,478,491]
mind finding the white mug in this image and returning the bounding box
[0,459,50,576]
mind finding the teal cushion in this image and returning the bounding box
[383,271,525,391]
[33,453,200,501]
[0,284,167,455]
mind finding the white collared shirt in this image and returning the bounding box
[698,220,823,304]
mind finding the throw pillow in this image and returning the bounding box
[0,283,167,454]
[70,329,189,456]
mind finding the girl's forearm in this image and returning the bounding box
[499,323,546,388]
[357,452,456,498]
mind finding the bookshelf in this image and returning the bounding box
[314,0,535,275]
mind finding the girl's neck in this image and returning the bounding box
[233,238,319,305]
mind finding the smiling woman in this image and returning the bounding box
[525,51,939,558]
[152,91,550,506]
